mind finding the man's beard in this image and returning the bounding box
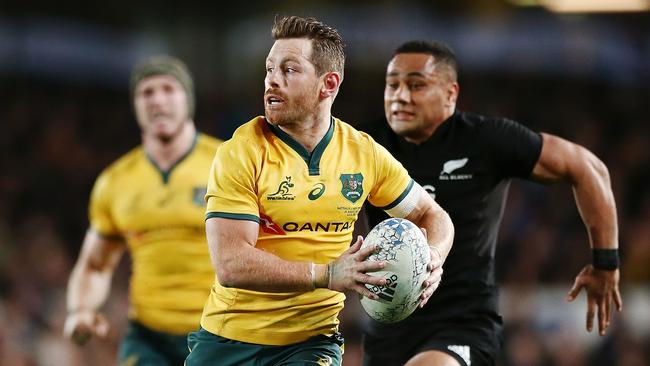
[154,118,188,144]
[265,87,320,127]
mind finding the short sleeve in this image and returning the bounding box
[205,140,260,223]
[481,118,542,179]
[89,172,120,237]
[367,139,413,210]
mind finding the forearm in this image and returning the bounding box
[572,153,618,249]
[428,208,454,259]
[533,134,618,250]
[216,244,327,292]
[407,204,454,261]
[66,266,113,313]
[208,218,327,292]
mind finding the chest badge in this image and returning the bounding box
[192,187,207,206]
[439,158,473,181]
[340,173,363,203]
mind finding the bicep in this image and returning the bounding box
[531,133,584,184]
[205,218,259,264]
[403,184,442,224]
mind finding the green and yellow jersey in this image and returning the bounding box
[89,133,222,335]
[203,117,414,345]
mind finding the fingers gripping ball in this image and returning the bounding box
[360,218,431,323]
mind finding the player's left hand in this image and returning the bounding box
[419,228,443,308]
[566,264,623,336]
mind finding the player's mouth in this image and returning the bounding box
[265,94,286,108]
[391,109,415,120]
[151,111,171,121]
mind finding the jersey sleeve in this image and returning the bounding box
[367,139,414,211]
[88,171,120,238]
[481,118,542,179]
[205,140,260,223]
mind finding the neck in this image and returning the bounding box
[277,112,331,153]
[143,122,196,171]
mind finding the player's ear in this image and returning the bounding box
[320,72,342,99]
[445,81,459,108]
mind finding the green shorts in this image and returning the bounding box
[186,327,344,366]
[117,321,192,366]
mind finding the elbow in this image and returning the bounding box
[592,156,610,182]
[215,259,243,288]
[216,268,235,288]
[582,148,611,184]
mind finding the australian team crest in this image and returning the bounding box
[192,187,207,206]
[340,173,363,203]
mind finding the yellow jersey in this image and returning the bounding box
[203,117,413,345]
[89,133,222,335]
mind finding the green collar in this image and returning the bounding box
[146,133,199,184]
[267,117,335,176]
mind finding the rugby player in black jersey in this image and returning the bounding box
[359,40,622,366]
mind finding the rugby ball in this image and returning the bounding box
[360,218,430,323]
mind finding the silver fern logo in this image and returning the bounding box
[439,158,473,181]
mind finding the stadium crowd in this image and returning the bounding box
[1,65,649,365]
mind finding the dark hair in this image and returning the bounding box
[395,40,458,80]
[272,15,345,77]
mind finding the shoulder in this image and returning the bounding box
[94,146,144,192]
[463,111,525,131]
[334,118,377,148]
[214,116,267,162]
[197,133,225,150]
[231,116,267,140]
[455,111,532,140]
[101,146,144,179]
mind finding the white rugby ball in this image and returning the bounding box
[360,217,430,323]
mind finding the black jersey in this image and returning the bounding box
[360,111,542,334]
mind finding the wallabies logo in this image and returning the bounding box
[267,176,295,201]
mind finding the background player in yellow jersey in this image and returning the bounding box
[63,55,222,365]
[185,16,455,366]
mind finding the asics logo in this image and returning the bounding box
[308,183,326,200]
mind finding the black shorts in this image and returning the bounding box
[362,313,503,366]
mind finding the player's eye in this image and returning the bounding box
[408,83,425,90]
[386,82,399,90]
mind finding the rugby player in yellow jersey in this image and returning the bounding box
[63,56,222,365]
[185,16,455,366]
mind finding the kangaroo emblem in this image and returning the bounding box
[267,176,296,201]
[270,176,294,196]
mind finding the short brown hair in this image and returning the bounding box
[272,15,345,77]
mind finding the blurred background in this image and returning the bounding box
[1,1,649,365]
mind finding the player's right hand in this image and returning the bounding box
[63,309,110,345]
[327,235,387,299]
[566,264,623,336]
